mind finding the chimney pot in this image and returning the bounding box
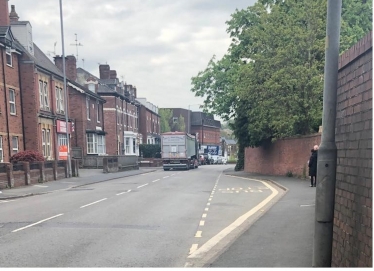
[9,4,19,22]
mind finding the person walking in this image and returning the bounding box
[308,145,319,187]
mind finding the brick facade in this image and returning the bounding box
[0,40,24,162]
[138,105,160,144]
[244,134,321,176]
[332,31,372,267]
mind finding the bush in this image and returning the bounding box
[139,144,161,158]
[10,150,45,163]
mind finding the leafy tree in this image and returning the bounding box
[176,115,186,132]
[159,108,172,133]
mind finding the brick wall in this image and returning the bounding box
[244,133,321,176]
[332,31,372,267]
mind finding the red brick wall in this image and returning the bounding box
[0,48,24,162]
[69,91,85,153]
[191,126,221,145]
[244,134,321,176]
[332,31,372,267]
[102,95,119,155]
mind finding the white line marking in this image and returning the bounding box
[236,191,239,193]
[163,176,169,179]
[205,208,209,211]
[61,182,74,183]
[208,198,212,201]
[188,176,279,259]
[207,203,211,206]
[141,173,149,176]
[152,179,160,183]
[202,213,207,218]
[259,190,263,192]
[0,200,16,203]
[171,174,175,176]
[137,183,149,188]
[116,189,131,196]
[189,244,199,255]
[12,214,64,232]
[33,185,48,188]
[195,231,202,238]
[80,198,107,208]
[200,220,205,226]
[300,204,315,207]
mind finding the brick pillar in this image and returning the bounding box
[71,159,79,177]
[38,161,45,183]
[6,163,14,188]
[52,160,58,180]
[23,162,30,185]
[103,157,109,173]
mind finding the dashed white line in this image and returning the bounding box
[80,198,107,208]
[12,213,64,232]
[300,204,315,207]
[207,203,211,206]
[137,183,149,189]
[116,189,131,196]
[208,198,212,201]
[0,200,16,203]
[152,179,160,183]
[33,185,48,188]
[205,208,209,211]
[163,176,170,179]
[189,244,199,254]
[202,213,207,218]
[195,231,202,238]
[199,220,205,226]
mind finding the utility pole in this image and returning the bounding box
[312,0,342,267]
[59,0,72,178]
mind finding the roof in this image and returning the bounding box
[191,112,221,128]
[33,43,65,77]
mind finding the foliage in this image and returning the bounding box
[139,144,161,158]
[10,150,45,163]
[286,170,294,177]
[191,0,372,150]
[159,108,172,133]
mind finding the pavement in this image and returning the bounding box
[0,167,160,200]
[206,168,316,267]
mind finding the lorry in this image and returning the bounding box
[161,132,199,171]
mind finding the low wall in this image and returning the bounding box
[138,158,163,167]
[244,133,321,177]
[82,155,138,169]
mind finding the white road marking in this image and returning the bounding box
[202,213,207,218]
[236,191,239,193]
[199,220,205,226]
[208,198,212,201]
[141,173,150,176]
[0,200,16,203]
[61,182,74,184]
[152,179,160,183]
[205,208,209,211]
[259,190,263,192]
[80,198,107,208]
[189,244,199,255]
[163,176,169,179]
[207,203,211,206]
[12,213,64,232]
[137,183,149,189]
[245,191,248,193]
[300,204,315,207]
[33,185,48,188]
[188,176,279,259]
[116,190,131,196]
[195,231,202,238]
[171,174,175,176]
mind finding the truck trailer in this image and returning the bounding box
[161,132,199,171]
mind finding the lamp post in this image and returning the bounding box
[59,0,72,177]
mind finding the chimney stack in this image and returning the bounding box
[99,64,110,79]
[0,0,10,26]
[109,70,117,79]
[9,5,19,22]
[54,55,77,82]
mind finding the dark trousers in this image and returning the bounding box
[310,175,316,186]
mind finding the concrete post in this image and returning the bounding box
[52,160,58,180]
[6,163,14,188]
[38,161,45,183]
[103,157,109,173]
[312,0,342,267]
[23,162,30,185]
[63,160,68,178]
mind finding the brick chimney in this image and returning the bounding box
[0,0,10,26]
[99,64,110,79]
[54,55,77,81]
[109,70,117,79]
[133,86,137,98]
[9,5,19,22]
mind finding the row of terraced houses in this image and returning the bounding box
[0,1,161,163]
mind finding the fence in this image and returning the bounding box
[0,160,78,190]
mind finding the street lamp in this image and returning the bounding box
[59,0,72,177]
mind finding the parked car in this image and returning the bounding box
[203,153,213,165]
[199,155,206,165]
[222,157,227,164]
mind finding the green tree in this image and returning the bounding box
[159,108,172,133]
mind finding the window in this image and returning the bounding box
[56,87,64,113]
[12,136,18,155]
[173,117,178,123]
[97,101,100,123]
[6,47,12,66]
[86,98,90,120]
[86,134,106,154]
[9,89,16,115]
[39,81,49,110]
[42,129,46,156]
[58,134,68,146]
[125,138,130,154]
[46,129,51,157]
[0,136,3,162]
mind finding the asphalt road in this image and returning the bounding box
[0,165,282,267]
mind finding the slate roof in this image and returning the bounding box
[191,112,221,128]
[33,43,65,77]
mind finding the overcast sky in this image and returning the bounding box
[10,0,256,113]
